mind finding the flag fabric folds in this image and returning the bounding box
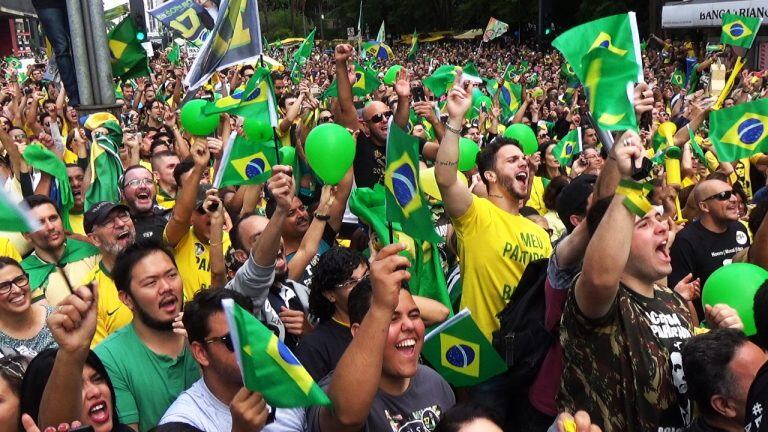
[322,63,381,98]
[290,28,316,79]
[376,21,386,42]
[482,17,509,43]
[710,98,768,161]
[385,121,442,244]
[205,67,278,126]
[423,65,460,98]
[721,13,762,49]
[214,132,278,188]
[581,47,639,131]
[670,69,684,88]
[487,79,522,119]
[84,120,125,211]
[552,128,582,165]
[422,309,507,387]
[108,16,150,80]
[222,299,331,407]
[22,144,74,231]
[407,31,419,60]
[0,187,41,233]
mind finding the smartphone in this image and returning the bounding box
[412,86,425,102]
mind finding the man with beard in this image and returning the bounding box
[225,166,310,350]
[121,165,169,243]
[160,288,306,431]
[80,201,136,345]
[21,195,100,306]
[95,242,200,432]
[66,163,86,235]
[435,73,552,341]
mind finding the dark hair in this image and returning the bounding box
[542,176,570,211]
[309,247,369,322]
[586,195,613,236]
[230,211,262,252]
[151,150,178,170]
[112,241,176,293]
[348,278,373,325]
[23,194,56,212]
[20,349,121,430]
[519,206,539,218]
[184,288,253,344]
[706,171,730,183]
[682,328,747,416]
[0,355,28,398]
[239,65,255,76]
[434,402,504,432]
[754,280,768,350]
[120,165,153,189]
[265,197,277,219]
[150,423,203,432]
[0,256,23,273]
[172,156,195,188]
[749,201,768,237]
[476,137,522,190]
[278,93,298,110]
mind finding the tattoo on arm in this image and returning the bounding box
[436,160,458,167]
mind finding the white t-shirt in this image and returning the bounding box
[160,378,307,431]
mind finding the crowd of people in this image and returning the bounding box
[2,21,768,432]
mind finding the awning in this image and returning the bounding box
[0,0,37,18]
[662,0,768,28]
[454,29,483,39]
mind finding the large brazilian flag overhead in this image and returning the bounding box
[710,98,768,162]
[222,299,331,407]
[721,13,762,49]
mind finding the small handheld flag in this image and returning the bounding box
[581,47,639,131]
[710,98,768,162]
[551,128,582,165]
[0,186,41,233]
[721,13,762,49]
[214,132,277,188]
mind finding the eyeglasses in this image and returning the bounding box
[369,111,394,124]
[125,178,153,188]
[703,190,733,202]
[0,273,29,295]
[11,134,26,142]
[99,212,131,230]
[334,272,369,289]
[204,334,234,352]
[318,115,334,124]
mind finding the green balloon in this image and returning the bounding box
[383,65,402,86]
[504,123,538,155]
[279,145,296,167]
[305,123,356,185]
[458,138,480,171]
[243,119,273,142]
[702,263,768,336]
[180,99,220,136]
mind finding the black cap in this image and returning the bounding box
[84,201,130,234]
[556,174,597,234]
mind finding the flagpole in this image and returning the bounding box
[713,56,745,110]
[261,53,281,165]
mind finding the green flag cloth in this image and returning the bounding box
[205,68,279,125]
[551,128,582,165]
[487,79,522,119]
[462,62,481,80]
[385,122,442,244]
[290,28,316,76]
[214,133,277,188]
[23,144,74,231]
[407,31,419,60]
[84,121,124,211]
[582,47,639,131]
[222,299,331,408]
[552,12,642,83]
[323,63,381,98]
[721,13,762,49]
[422,308,507,387]
[710,98,768,162]
[689,127,706,164]
[108,16,149,80]
[0,189,41,232]
[168,42,181,66]
[21,239,100,290]
[671,69,684,88]
[423,65,460,98]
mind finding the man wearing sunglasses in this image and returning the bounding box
[669,179,750,319]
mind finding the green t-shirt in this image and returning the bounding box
[94,324,200,432]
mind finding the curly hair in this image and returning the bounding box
[309,247,368,322]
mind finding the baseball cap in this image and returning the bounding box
[84,201,130,234]
[556,174,597,234]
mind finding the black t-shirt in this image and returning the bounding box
[295,319,352,382]
[669,220,750,317]
[131,207,170,244]
[353,133,426,189]
[745,360,768,432]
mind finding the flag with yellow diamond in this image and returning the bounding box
[582,46,639,131]
[710,98,768,162]
[222,299,331,407]
[322,63,381,98]
[108,16,149,80]
[721,13,762,49]
[552,12,642,83]
[214,133,277,188]
[422,309,506,387]
[552,127,582,165]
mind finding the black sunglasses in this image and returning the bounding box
[370,111,393,124]
[318,115,334,124]
[204,334,234,352]
[703,190,733,202]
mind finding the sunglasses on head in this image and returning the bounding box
[370,111,393,124]
[703,190,733,202]
[204,334,234,352]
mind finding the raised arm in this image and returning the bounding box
[204,189,227,288]
[252,165,293,267]
[392,68,411,130]
[333,44,359,131]
[165,139,210,247]
[435,73,474,219]
[287,184,334,281]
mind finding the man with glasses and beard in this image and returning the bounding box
[120,165,169,243]
[669,179,751,318]
[79,202,136,346]
[95,242,200,432]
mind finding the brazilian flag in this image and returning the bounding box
[290,28,316,81]
[385,122,442,244]
[82,113,125,212]
[108,16,149,80]
[721,13,762,49]
[487,79,522,119]
[205,68,278,125]
[422,308,506,387]
[552,12,642,83]
[670,69,684,88]
[582,46,639,131]
[551,127,582,165]
[710,98,768,162]
[222,300,331,407]
[423,65,460,98]
[22,144,74,231]
[323,63,381,98]
[214,134,277,187]
[407,30,419,60]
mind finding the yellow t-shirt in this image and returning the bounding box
[453,196,553,340]
[28,252,99,305]
[167,228,231,301]
[80,261,133,347]
[0,237,21,261]
[526,176,547,215]
[69,212,85,235]
[156,188,176,210]
[64,149,78,165]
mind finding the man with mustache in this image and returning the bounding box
[80,201,136,346]
[121,165,169,244]
[95,241,200,432]
[66,163,86,235]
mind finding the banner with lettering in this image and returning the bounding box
[148,0,211,46]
